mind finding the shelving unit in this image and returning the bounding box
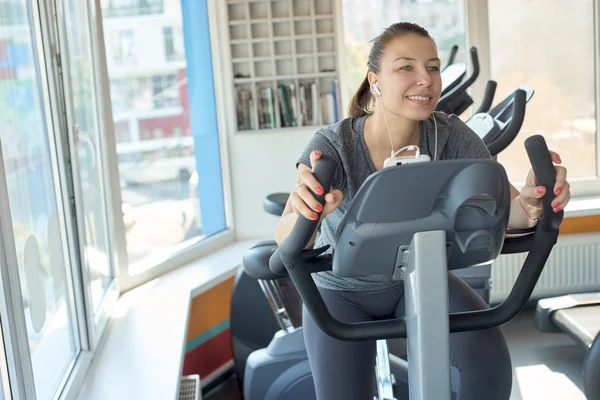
[225,0,342,132]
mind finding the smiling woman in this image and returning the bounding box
[341,0,467,106]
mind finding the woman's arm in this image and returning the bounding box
[507,183,541,229]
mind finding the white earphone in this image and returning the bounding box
[371,82,438,164]
[373,82,382,97]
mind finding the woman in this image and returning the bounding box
[275,22,570,400]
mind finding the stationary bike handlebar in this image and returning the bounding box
[270,135,563,341]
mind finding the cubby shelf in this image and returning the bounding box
[226,0,342,132]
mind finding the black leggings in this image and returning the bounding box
[302,272,513,400]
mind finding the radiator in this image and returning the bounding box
[490,233,600,304]
[179,375,201,400]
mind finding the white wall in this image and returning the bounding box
[228,128,316,239]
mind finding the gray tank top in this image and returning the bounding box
[296,112,492,293]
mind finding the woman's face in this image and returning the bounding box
[369,34,442,121]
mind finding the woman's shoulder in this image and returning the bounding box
[300,116,365,161]
[311,116,367,147]
[431,112,482,142]
[429,111,464,130]
[319,116,366,137]
[430,112,491,160]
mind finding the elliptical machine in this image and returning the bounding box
[238,88,537,399]
[437,46,480,117]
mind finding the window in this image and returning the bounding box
[488,0,599,196]
[163,26,185,61]
[103,0,164,18]
[341,0,467,105]
[0,0,226,398]
[0,1,27,26]
[103,0,227,277]
[110,75,179,112]
[111,29,136,65]
[0,1,82,398]
[152,74,180,109]
[109,77,153,112]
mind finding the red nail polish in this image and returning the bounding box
[552,202,558,208]
[312,213,318,220]
[316,187,324,195]
[555,187,562,195]
[316,204,323,212]
[537,187,544,194]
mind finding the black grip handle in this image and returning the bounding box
[447,44,459,66]
[524,135,564,231]
[487,89,526,156]
[475,80,497,115]
[270,155,338,275]
[465,46,480,85]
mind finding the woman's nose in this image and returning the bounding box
[416,68,432,86]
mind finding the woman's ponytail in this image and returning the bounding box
[347,73,373,118]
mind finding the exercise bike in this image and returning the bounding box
[239,88,538,399]
[268,134,563,399]
[230,49,488,388]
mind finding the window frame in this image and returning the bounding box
[0,0,233,397]
[0,154,33,399]
[0,0,98,397]
[99,0,235,293]
[0,322,11,398]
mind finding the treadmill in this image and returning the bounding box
[535,294,600,399]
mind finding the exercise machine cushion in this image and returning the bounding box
[243,240,283,281]
[553,306,600,348]
[264,193,289,216]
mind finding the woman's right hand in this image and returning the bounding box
[291,150,343,220]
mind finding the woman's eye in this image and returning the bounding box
[399,65,412,71]
[428,66,440,72]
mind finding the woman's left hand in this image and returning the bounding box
[519,150,570,216]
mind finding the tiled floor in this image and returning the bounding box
[205,308,589,399]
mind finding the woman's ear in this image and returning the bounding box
[367,71,378,86]
[367,72,380,95]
